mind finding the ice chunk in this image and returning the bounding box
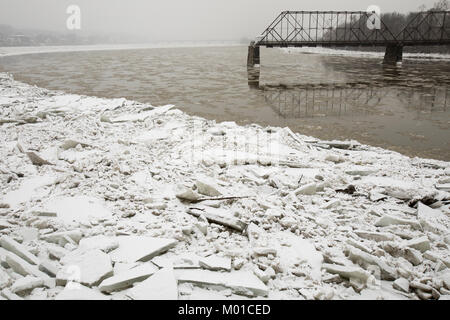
[99,263,159,293]
[199,255,231,272]
[0,236,40,265]
[176,269,268,297]
[127,266,178,300]
[405,236,431,253]
[57,249,113,287]
[42,196,113,225]
[109,236,177,263]
[417,202,447,235]
[11,276,44,293]
[2,175,56,208]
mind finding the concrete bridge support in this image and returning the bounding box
[383,44,403,65]
[247,41,261,86]
[247,41,260,67]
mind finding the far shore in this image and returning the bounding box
[0,41,244,58]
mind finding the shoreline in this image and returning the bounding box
[2,43,450,61]
[0,72,449,300]
[0,42,244,58]
[282,47,450,61]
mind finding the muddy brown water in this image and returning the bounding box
[1,45,449,161]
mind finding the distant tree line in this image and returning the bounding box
[321,0,450,52]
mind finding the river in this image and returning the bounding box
[1,45,449,160]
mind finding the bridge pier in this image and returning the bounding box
[247,41,260,67]
[383,45,403,65]
[247,42,260,87]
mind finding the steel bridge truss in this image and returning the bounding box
[256,10,450,47]
[400,11,450,44]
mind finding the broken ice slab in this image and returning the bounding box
[423,251,450,268]
[417,202,448,235]
[195,178,222,197]
[41,195,113,225]
[26,151,53,166]
[55,284,110,300]
[199,255,232,272]
[175,185,202,202]
[374,215,421,229]
[11,276,44,294]
[1,288,24,300]
[60,139,91,151]
[322,263,371,283]
[402,247,423,266]
[347,247,397,281]
[0,267,10,289]
[30,211,57,217]
[78,235,119,253]
[126,266,178,300]
[99,263,159,293]
[1,174,57,209]
[435,184,450,191]
[321,199,341,210]
[175,269,269,297]
[354,230,395,242]
[405,236,431,253]
[187,207,247,232]
[0,247,9,268]
[346,239,372,254]
[109,105,174,123]
[152,253,202,269]
[410,281,433,292]
[393,278,410,293]
[294,183,317,195]
[318,141,355,150]
[345,166,377,176]
[0,118,21,125]
[0,220,13,230]
[0,236,40,265]
[275,232,323,282]
[40,230,83,245]
[38,260,60,277]
[134,128,170,144]
[369,192,388,202]
[108,236,177,263]
[4,251,54,287]
[325,154,345,164]
[57,249,113,287]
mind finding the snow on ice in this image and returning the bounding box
[0,72,449,300]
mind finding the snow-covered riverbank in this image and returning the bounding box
[282,47,450,61]
[0,72,449,300]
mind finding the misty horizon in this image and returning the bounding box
[0,0,445,42]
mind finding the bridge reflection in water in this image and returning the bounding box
[256,81,448,119]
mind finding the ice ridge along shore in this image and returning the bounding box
[0,72,449,300]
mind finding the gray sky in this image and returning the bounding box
[0,0,441,41]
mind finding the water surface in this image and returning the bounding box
[1,46,449,160]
